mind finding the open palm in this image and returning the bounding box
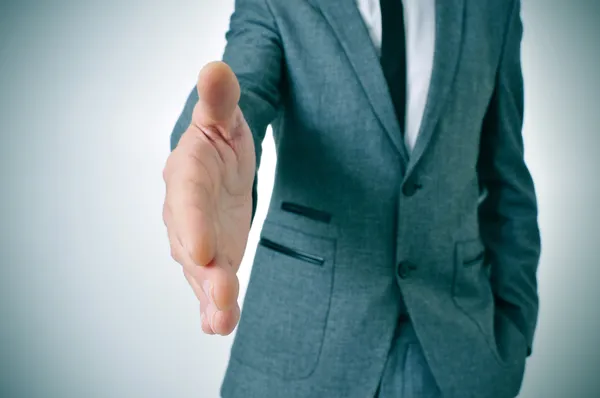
[163,62,256,335]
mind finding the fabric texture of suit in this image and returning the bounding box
[170,0,541,397]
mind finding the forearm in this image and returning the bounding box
[477,0,541,355]
[480,186,541,355]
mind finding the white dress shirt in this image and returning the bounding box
[356,0,436,152]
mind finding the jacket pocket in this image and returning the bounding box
[452,239,497,355]
[452,239,526,370]
[452,238,492,305]
[230,220,336,380]
[258,237,325,265]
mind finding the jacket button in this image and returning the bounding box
[402,179,422,197]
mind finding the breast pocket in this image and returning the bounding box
[230,220,336,380]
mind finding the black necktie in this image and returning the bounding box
[380,0,407,135]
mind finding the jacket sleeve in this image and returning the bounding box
[477,0,541,357]
[170,0,284,223]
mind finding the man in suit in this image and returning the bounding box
[163,0,541,397]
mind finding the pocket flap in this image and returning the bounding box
[260,220,336,266]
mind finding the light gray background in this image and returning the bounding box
[0,0,598,397]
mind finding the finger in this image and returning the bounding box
[211,303,241,336]
[166,177,218,268]
[199,304,214,334]
[181,253,239,329]
[208,253,240,312]
[191,276,220,335]
[165,202,217,290]
[183,258,239,313]
[183,268,215,335]
[182,268,207,305]
[165,176,240,318]
[164,203,184,264]
[193,61,241,137]
[168,203,229,305]
[162,202,169,228]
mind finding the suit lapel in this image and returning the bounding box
[405,0,465,177]
[314,0,410,166]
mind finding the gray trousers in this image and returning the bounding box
[375,317,442,398]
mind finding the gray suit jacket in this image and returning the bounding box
[171,0,541,397]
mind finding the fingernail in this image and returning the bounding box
[210,310,222,334]
[203,280,219,309]
[201,312,214,335]
[202,280,211,298]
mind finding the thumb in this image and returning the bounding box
[192,61,241,135]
